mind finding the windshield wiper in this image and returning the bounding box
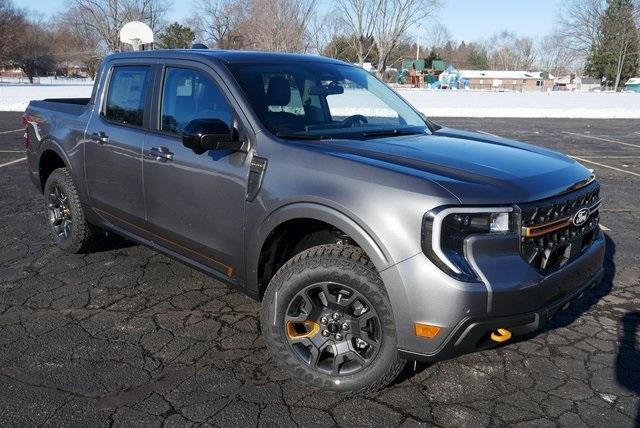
[360,129,425,138]
[276,132,329,140]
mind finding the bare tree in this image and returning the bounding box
[192,0,315,52]
[557,0,606,59]
[373,0,440,75]
[245,0,316,52]
[67,0,168,52]
[191,0,247,49]
[0,0,27,65]
[56,9,104,77]
[11,17,56,82]
[425,22,452,51]
[536,34,580,76]
[486,30,537,71]
[307,11,344,56]
[334,0,382,66]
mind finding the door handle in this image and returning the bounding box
[91,131,109,144]
[149,146,174,162]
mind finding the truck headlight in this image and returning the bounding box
[421,207,514,281]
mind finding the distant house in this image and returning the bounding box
[0,66,24,78]
[577,77,601,92]
[555,75,601,91]
[459,70,555,91]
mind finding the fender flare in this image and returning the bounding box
[246,202,394,294]
[35,139,74,189]
[38,138,73,172]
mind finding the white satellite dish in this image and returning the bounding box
[119,21,154,51]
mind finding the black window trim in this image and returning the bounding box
[150,64,237,139]
[100,63,154,131]
[150,62,237,139]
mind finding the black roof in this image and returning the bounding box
[105,49,347,65]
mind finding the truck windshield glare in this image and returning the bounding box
[227,62,428,140]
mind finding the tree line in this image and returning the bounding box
[0,0,638,89]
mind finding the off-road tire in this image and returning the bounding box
[44,168,99,253]
[261,244,405,395]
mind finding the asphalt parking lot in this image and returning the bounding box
[0,111,638,427]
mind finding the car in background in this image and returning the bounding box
[623,77,640,92]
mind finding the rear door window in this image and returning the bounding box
[104,66,150,127]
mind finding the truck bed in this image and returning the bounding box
[28,98,91,116]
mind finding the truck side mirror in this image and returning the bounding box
[182,118,243,153]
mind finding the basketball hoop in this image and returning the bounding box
[119,21,154,51]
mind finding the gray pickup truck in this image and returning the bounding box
[24,50,604,394]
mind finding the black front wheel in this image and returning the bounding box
[261,244,405,394]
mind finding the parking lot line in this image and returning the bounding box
[571,155,640,177]
[0,157,26,168]
[0,150,24,153]
[563,131,640,149]
[600,224,611,231]
[0,128,23,135]
[576,156,640,159]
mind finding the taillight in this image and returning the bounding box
[22,114,30,148]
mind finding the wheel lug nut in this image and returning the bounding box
[320,317,328,324]
[335,333,343,341]
[332,313,340,321]
[341,323,349,331]
[321,330,330,337]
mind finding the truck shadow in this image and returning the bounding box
[616,311,640,426]
[536,233,615,333]
[87,232,138,253]
[392,234,617,387]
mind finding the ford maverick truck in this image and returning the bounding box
[23,50,604,394]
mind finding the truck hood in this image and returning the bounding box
[308,127,593,204]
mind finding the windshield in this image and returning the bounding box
[226,61,428,140]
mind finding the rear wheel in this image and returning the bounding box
[44,168,98,253]
[261,244,404,394]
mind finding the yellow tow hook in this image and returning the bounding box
[490,328,512,343]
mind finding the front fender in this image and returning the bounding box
[246,202,394,294]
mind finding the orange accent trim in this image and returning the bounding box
[286,321,320,339]
[522,217,572,238]
[94,208,235,277]
[414,323,441,339]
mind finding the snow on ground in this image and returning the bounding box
[1,80,639,118]
[396,89,640,119]
[0,82,94,111]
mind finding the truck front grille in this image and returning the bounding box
[517,182,601,274]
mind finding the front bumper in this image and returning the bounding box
[380,229,605,361]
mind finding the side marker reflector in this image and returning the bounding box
[414,323,441,339]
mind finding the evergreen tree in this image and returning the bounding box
[468,47,489,70]
[585,0,639,91]
[157,22,195,49]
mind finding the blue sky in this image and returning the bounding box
[16,0,560,42]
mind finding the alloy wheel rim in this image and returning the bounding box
[47,184,72,241]
[284,281,381,376]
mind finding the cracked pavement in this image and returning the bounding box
[0,112,639,426]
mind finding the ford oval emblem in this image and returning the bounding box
[573,208,590,226]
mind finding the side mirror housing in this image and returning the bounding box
[182,119,243,153]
